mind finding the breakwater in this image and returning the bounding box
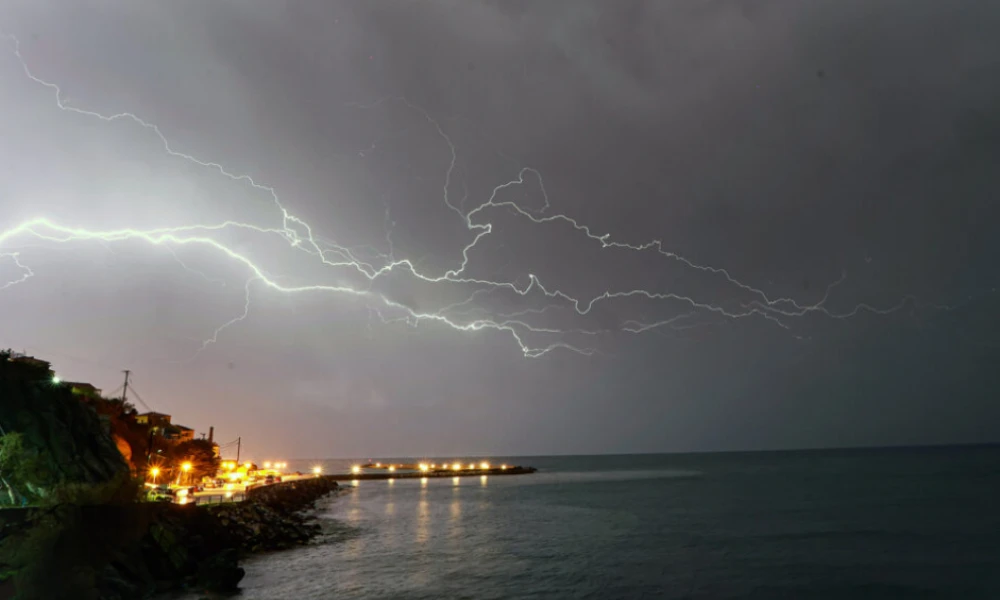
[327,465,537,481]
[0,477,341,599]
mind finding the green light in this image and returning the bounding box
[52,375,61,384]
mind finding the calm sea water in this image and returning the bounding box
[184,447,1000,599]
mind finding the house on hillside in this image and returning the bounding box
[135,411,172,429]
[7,354,54,378]
[164,424,195,442]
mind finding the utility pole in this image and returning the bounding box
[121,370,131,405]
[235,437,241,464]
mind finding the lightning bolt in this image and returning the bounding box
[0,34,954,360]
[0,252,33,290]
[191,277,256,360]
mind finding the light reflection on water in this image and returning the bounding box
[167,450,1000,599]
[195,467,701,599]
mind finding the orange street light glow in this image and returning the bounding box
[313,466,322,474]
[181,462,192,472]
[244,462,251,469]
[452,463,461,471]
[467,463,475,470]
[375,462,381,467]
[480,462,490,469]
[419,464,429,472]
[501,464,508,470]
[388,466,396,472]
[351,465,361,474]
[264,462,271,468]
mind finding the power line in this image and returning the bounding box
[126,385,154,413]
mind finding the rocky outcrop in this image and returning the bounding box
[0,361,128,502]
[0,479,342,598]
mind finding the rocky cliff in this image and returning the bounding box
[0,357,128,503]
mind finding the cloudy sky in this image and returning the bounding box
[1,0,998,459]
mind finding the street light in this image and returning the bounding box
[480,462,490,470]
[351,465,361,474]
[181,462,192,485]
[419,463,429,472]
[51,375,61,384]
[312,466,322,476]
[150,467,160,484]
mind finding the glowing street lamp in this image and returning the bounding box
[351,465,361,474]
[419,463,430,472]
[388,466,396,472]
[452,463,461,471]
[264,462,272,469]
[312,466,322,476]
[480,462,490,470]
[149,467,160,484]
[51,375,61,384]
[467,463,475,470]
[181,462,192,472]
[501,464,508,470]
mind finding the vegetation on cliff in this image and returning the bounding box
[0,350,131,506]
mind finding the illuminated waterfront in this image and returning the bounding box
[170,449,1000,599]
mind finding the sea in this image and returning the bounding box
[177,446,1000,599]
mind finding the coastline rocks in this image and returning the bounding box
[0,478,341,599]
[196,548,244,593]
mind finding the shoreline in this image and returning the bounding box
[0,478,343,599]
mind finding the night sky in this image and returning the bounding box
[1,1,998,459]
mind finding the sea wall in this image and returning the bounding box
[0,478,341,599]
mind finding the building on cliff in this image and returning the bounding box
[164,424,195,442]
[7,353,54,378]
[136,411,172,429]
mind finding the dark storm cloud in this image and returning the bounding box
[1,0,998,457]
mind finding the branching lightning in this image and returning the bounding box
[192,277,256,359]
[0,252,33,291]
[0,34,954,360]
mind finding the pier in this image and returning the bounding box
[327,465,536,482]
